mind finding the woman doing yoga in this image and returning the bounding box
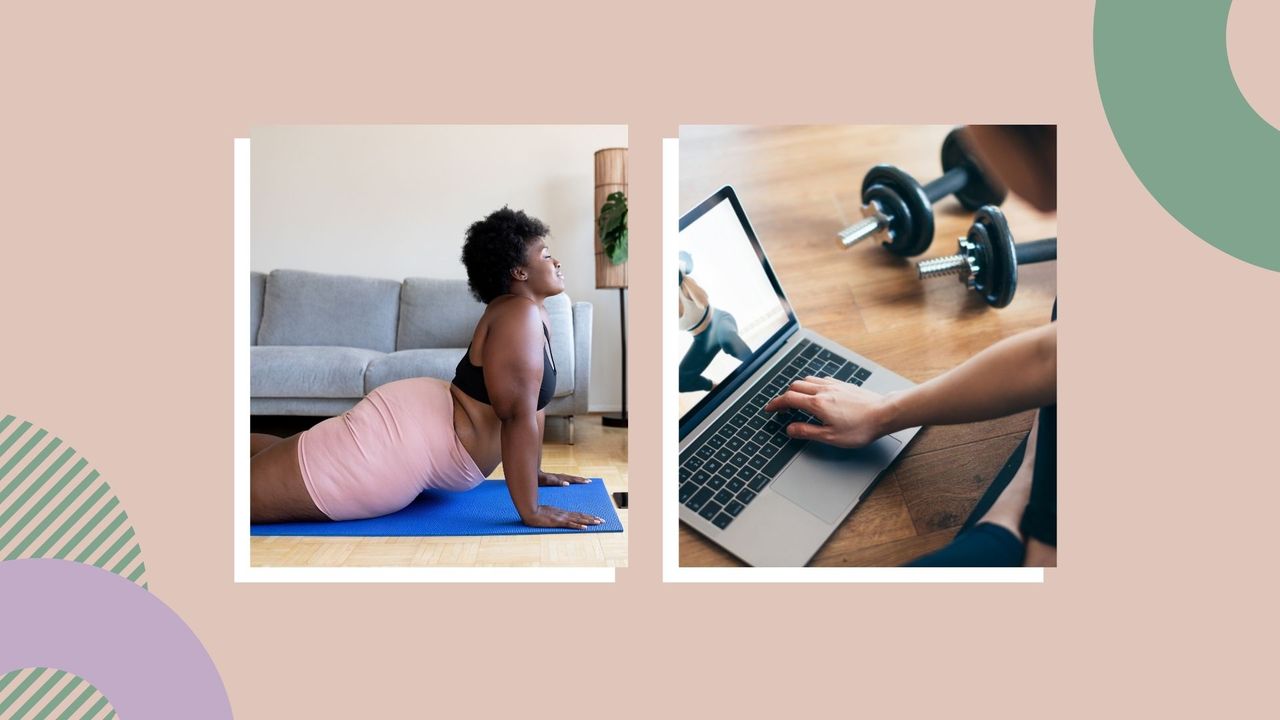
[249,207,605,530]
[678,251,753,393]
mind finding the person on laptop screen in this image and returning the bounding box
[765,126,1058,567]
[677,210,790,418]
[677,250,755,393]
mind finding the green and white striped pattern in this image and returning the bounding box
[0,415,146,589]
[0,668,117,719]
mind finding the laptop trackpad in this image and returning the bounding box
[771,436,903,525]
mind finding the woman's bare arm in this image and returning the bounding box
[888,322,1056,429]
[485,301,601,528]
[683,276,710,307]
[765,323,1056,448]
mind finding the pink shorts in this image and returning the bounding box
[296,377,486,521]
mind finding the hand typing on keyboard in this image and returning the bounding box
[764,375,894,449]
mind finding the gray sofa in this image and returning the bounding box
[250,269,591,442]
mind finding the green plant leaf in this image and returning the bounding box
[606,228,628,264]
[598,191,628,265]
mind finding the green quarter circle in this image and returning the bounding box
[0,414,147,589]
[0,667,119,719]
[1095,0,1280,271]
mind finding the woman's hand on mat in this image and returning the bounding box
[537,472,592,487]
[763,376,894,449]
[521,505,604,530]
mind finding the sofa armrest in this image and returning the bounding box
[572,301,592,415]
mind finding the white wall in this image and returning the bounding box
[250,125,628,412]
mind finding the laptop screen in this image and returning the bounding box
[677,188,795,424]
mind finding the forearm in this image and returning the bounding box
[883,323,1056,431]
[535,411,546,476]
[500,413,544,519]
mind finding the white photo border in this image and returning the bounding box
[661,136,1044,584]
[233,138,614,584]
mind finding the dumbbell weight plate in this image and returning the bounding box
[940,129,1009,211]
[970,205,1018,308]
[861,164,934,256]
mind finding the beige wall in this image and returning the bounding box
[250,124,629,412]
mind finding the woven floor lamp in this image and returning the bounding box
[594,147,628,428]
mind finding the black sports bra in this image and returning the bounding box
[452,324,557,410]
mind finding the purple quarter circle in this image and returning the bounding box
[0,559,232,719]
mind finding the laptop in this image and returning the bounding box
[678,186,921,566]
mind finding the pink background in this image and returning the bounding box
[2,1,1276,716]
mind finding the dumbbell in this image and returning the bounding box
[838,127,1007,256]
[916,205,1056,308]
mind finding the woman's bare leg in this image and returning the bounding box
[250,433,284,457]
[974,417,1057,566]
[976,415,1039,540]
[1024,538,1057,567]
[250,434,329,523]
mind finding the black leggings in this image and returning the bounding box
[1020,403,1056,546]
[1023,302,1057,545]
[906,523,1025,567]
[679,309,752,393]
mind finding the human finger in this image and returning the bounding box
[787,380,824,395]
[540,506,586,527]
[800,375,839,386]
[786,421,830,441]
[550,511,588,529]
[570,511,604,525]
[764,391,817,413]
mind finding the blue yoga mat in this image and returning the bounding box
[250,479,622,537]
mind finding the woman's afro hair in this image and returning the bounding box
[460,207,550,303]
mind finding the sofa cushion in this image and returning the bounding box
[250,271,266,346]
[365,349,467,392]
[257,269,401,352]
[251,346,384,398]
[251,397,360,417]
[397,278,485,350]
[545,293,574,397]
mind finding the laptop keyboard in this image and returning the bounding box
[679,339,874,530]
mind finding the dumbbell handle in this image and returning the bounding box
[917,236,1057,280]
[1016,237,1056,264]
[922,166,970,204]
[838,203,888,247]
[842,165,976,248]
